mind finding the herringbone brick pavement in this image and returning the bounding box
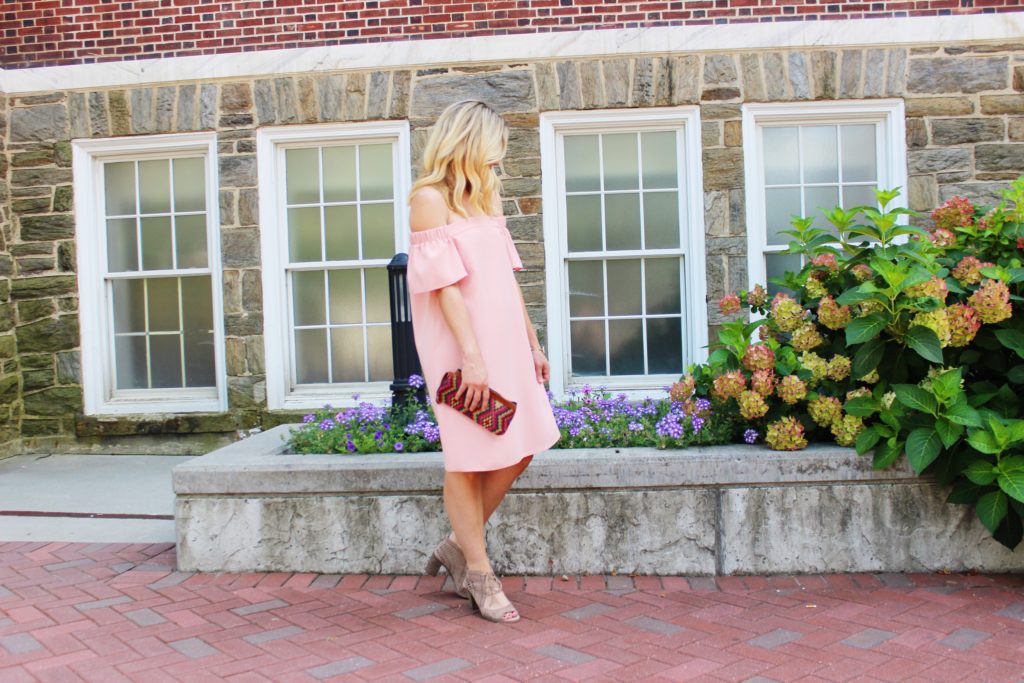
[1,542,1023,682]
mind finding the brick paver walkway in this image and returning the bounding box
[1,542,1023,682]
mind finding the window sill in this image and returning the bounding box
[75,411,259,437]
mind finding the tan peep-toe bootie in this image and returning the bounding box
[424,537,470,599]
[462,570,520,623]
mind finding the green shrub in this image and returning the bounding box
[686,180,1024,548]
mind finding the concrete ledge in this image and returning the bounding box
[173,424,1024,575]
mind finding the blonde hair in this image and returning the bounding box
[409,100,509,219]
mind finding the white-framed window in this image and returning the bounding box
[257,122,411,410]
[540,108,708,399]
[73,132,226,415]
[742,100,907,294]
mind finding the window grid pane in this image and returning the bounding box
[562,128,687,380]
[761,122,881,275]
[110,276,215,390]
[283,142,398,387]
[102,155,215,395]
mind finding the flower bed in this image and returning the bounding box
[289,382,734,456]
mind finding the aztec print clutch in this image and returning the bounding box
[435,369,517,435]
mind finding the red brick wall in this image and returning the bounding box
[2,0,1021,70]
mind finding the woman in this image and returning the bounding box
[406,100,561,623]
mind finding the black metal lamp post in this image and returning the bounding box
[388,253,427,408]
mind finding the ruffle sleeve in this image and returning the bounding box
[502,227,524,271]
[407,231,469,294]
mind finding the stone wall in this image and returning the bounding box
[3,41,1023,452]
[0,93,20,455]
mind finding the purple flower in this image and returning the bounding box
[302,414,315,423]
[345,440,356,452]
[690,416,705,433]
[628,422,644,432]
[394,441,405,451]
[374,430,383,440]
[656,414,684,439]
[318,419,335,431]
[409,374,425,388]
[744,428,759,444]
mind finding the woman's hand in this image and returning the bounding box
[532,347,550,384]
[458,352,490,412]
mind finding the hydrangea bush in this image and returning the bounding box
[683,179,1024,548]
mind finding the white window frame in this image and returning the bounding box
[742,99,907,292]
[257,121,411,411]
[73,131,227,415]
[540,107,708,400]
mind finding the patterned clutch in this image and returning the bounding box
[435,369,517,435]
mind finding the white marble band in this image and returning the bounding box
[1,13,1021,95]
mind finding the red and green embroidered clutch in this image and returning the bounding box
[435,369,517,435]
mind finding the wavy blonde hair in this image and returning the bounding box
[409,100,509,219]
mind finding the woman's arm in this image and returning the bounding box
[410,188,490,411]
[516,284,550,384]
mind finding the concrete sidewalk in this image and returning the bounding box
[0,453,186,543]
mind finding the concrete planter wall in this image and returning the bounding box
[172,424,1024,575]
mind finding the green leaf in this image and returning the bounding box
[855,426,882,455]
[930,368,963,403]
[977,490,1009,533]
[992,503,1023,550]
[935,419,964,449]
[1006,421,1024,444]
[994,329,1024,359]
[998,470,1024,503]
[1008,365,1024,384]
[947,480,987,505]
[872,440,902,469]
[893,384,938,415]
[966,430,1002,455]
[707,348,730,366]
[844,396,880,417]
[905,428,943,474]
[905,325,944,364]
[852,337,884,379]
[988,415,1010,447]
[963,460,998,486]
[1000,455,1024,473]
[846,312,891,346]
[946,399,983,427]
[836,282,879,306]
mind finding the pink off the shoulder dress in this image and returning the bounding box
[407,214,561,472]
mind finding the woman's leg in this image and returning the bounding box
[480,454,532,524]
[447,455,532,549]
[443,467,521,622]
[443,471,490,572]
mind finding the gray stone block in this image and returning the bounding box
[413,71,536,117]
[764,53,787,100]
[931,118,1004,146]
[839,50,862,99]
[787,53,810,100]
[719,482,1022,574]
[10,104,68,142]
[907,148,971,174]
[130,88,155,134]
[908,57,1008,94]
[704,55,737,85]
[864,49,886,97]
[975,143,1024,172]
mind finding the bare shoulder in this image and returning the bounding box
[409,186,450,232]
